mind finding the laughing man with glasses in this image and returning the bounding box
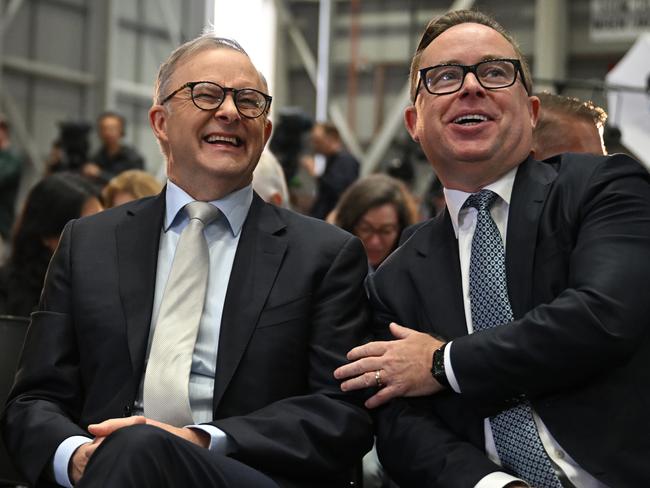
[3,34,373,488]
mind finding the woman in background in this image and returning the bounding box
[0,173,102,316]
[333,174,418,271]
[101,169,162,208]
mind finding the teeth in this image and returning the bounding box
[205,134,239,145]
[453,114,488,124]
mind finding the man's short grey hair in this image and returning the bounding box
[153,35,268,105]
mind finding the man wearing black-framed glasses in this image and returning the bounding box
[335,8,650,488]
[4,34,372,488]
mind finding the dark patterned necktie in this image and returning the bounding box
[465,190,563,488]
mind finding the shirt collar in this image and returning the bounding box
[443,165,519,238]
[164,180,253,237]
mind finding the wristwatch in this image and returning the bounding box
[431,342,450,389]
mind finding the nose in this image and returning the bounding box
[214,93,240,121]
[460,72,486,97]
[365,233,384,249]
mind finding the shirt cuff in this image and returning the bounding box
[475,471,528,488]
[53,435,92,488]
[187,424,231,455]
[444,340,461,393]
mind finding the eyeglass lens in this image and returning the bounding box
[424,60,517,94]
[192,82,267,117]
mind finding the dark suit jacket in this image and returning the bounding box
[2,191,373,487]
[368,154,650,488]
[310,150,359,220]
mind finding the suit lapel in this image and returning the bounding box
[506,158,557,318]
[116,193,165,379]
[409,210,468,339]
[213,195,287,410]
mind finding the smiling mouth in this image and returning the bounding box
[453,114,489,126]
[203,134,242,147]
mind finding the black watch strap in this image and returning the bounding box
[431,342,450,389]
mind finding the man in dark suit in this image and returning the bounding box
[2,35,372,487]
[335,9,650,488]
[303,122,360,220]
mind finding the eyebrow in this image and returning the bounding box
[431,54,513,66]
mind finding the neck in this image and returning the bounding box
[105,141,121,155]
[169,175,250,202]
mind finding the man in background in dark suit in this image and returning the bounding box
[81,111,145,184]
[335,9,650,488]
[303,122,360,220]
[3,35,372,488]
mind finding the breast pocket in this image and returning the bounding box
[256,294,312,329]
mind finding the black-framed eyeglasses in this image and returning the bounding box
[416,59,528,99]
[161,81,272,119]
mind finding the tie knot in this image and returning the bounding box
[184,201,220,226]
[463,189,499,212]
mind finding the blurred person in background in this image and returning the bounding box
[0,173,102,317]
[252,150,290,208]
[302,122,359,219]
[82,111,145,184]
[532,92,607,160]
[333,174,418,271]
[0,115,23,262]
[102,169,163,208]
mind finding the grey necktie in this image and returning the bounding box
[465,190,563,488]
[143,201,220,427]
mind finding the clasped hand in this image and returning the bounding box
[70,416,209,483]
[334,322,446,408]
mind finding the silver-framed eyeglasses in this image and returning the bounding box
[416,59,528,99]
[161,81,272,119]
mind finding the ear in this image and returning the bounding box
[404,105,419,142]
[149,104,169,145]
[528,95,540,128]
[263,118,273,145]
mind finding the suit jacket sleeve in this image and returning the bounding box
[367,273,502,488]
[211,234,373,479]
[452,154,650,404]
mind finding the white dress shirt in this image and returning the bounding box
[442,166,608,488]
[53,181,251,487]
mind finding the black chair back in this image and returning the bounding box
[0,315,30,487]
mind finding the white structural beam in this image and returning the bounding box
[534,0,567,93]
[101,0,117,109]
[315,0,331,122]
[274,0,363,159]
[0,0,25,30]
[1,55,95,85]
[274,0,317,85]
[114,79,154,101]
[361,83,410,176]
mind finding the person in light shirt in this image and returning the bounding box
[3,34,372,488]
[334,9,650,488]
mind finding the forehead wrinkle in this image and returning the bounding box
[170,49,265,92]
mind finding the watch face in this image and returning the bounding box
[431,345,449,388]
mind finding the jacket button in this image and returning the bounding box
[123,404,132,417]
